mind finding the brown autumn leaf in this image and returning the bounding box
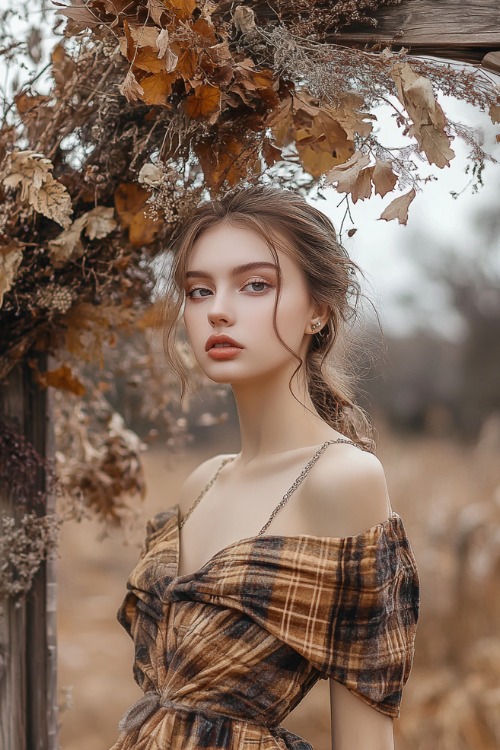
[118,69,145,102]
[14,91,50,115]
[0,240,23,308]
[166,0,197,21]
[262,139,282,168]
[124,24,159,49]
[140,72,175,106]
[328,92,375,139]
[379,188,417,225]
[372,160,398,197]
[156,29,179,72]
[266,95,294,148]
[194,134,259,193]
[390,63,455,168]
[184,84,221,122]
[114,183,160,246]
[325,152,370,194]
[490,104,500,124]
[147,0,167,25]
[34,363,86,396]
[48,206,117,266]
[2,150,73,228]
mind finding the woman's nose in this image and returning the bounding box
[207,295,235,328]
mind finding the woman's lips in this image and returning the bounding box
[207,345,243,360]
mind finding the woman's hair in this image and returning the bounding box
[157,184,379,453]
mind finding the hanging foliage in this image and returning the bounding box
[0,0,499,536]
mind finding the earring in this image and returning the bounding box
[310,319,322,332]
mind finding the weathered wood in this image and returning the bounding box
[327,0,500,66]
[483,51,500,72]
[0,351,58,750]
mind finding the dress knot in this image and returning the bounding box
[118,690,160,733]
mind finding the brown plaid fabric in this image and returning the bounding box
[110,500,419,750]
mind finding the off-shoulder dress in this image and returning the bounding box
[110,438,420,750]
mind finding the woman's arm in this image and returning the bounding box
[329,679,394,750]
[306,445,397,749]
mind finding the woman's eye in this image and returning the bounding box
[242,280,272,293]
[186,287,212,299]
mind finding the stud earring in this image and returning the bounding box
[310,319,322,332]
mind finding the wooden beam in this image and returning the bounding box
[329,0,500,66]
[0,352,58,750]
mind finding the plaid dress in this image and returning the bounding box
[111,441,420,750]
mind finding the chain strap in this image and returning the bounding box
[257,438,362,535]
[179,438,364,533]
[179,456,236,530]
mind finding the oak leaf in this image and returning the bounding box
[372,160,398,197]
[2,150,73,228]
[114,183,160,246]
[325,152,371,197]
[379,188,416,225]
[0,240,23,308]
[390,63,455,168]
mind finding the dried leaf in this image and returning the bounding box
[0,240,23,308]
[390,63,455,168]
[35,364,86,396]
[2,150,73,228]
[184,84,221,122]
[48,214,87,267]
[195,134,259,193]
[140,72,175,106]
[490,104,500,124]
[379,188,416,225]
[125,24,159,49]
[325,152,371,195]
[165,0,196,21]
[48,207,117,266]
[114,183,160,246]
[147,0,167,25]
[232,6,256,34]
[84,206,117,240]
[372,160,398,197]
[118,70,145,102]
[156,29,179,72]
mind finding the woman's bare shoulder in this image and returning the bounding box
[306,445,392,538]
[177,452,236,515]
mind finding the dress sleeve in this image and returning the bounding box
[309,523,420,718]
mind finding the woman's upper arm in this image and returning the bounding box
[330,679,394,750]
[306,446,393,538]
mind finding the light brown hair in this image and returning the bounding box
[156,184,379,453]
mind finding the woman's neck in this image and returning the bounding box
[231,370,333,466]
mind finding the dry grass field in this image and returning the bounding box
[57,418,500,750]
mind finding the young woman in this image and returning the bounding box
[111,185,420,750]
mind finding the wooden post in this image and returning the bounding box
[0,350,57,750]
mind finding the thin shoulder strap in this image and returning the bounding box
[179,454,236,530]
[258,438,367,536]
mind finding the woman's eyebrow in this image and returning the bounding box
[185,262,278,280]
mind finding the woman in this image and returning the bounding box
[111,185,420,750]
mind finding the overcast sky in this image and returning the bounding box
[2,2,499,340]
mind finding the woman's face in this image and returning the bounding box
[182,221,318,386]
